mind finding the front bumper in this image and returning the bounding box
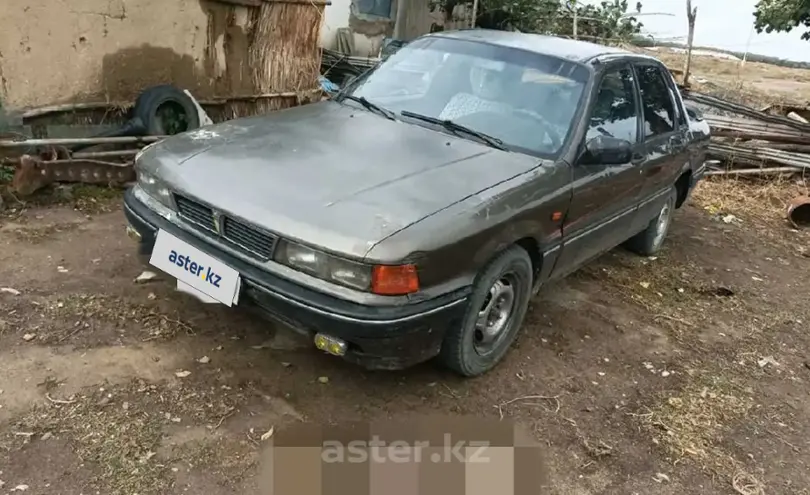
[122,189,469,370]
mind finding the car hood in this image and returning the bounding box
[144,101,541,259]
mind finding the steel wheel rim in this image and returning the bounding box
[473,273,518,355]
[653,199,673,247]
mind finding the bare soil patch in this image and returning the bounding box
[1,179,809,494]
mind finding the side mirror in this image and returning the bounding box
[579,135,632,166]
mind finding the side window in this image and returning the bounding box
[636,65,677,137]
[585,66,638,143]
[669,86,688,127]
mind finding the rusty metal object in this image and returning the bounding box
[0,135,162,149]
[13,154,135,197]
[787,196,810,229]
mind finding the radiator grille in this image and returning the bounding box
[174,194,277,260]
[175,195,216,232]
[222,216,277,259]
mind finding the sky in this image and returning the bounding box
[591,0,810,62]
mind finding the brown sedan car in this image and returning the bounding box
[124,30,708,376]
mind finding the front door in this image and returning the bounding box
[554,63,644,277]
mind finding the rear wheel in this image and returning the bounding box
[625,186,677,256]
[438,246,533,377]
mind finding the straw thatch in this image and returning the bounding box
[225,0,326,118]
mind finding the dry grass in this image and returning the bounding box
[606,177,810,494]
[643,377,754,463]
[584,177,810,342]
[583,242,771,492]
[250,1,323,93]
[691,176,810,256]
[70,185,125,214]
[11,384,170,495]
[8,380,251,495]
[12,222,81,244]
[43,293,196,343]
[578,244,751,342]
[635,375,763,494]
[225,1,325,118]
[0,184,123,222]
[692,176,808,225]
[631,46,810,105]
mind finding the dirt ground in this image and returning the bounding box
[0,175,808,494]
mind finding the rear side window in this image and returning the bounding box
[585,66,639,143]
[636,65,676,138]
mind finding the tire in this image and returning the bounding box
[625,186,677,256]
[438,245,533,377]
[133,84,201,136]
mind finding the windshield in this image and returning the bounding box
[343,36,590,157]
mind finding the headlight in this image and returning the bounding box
[274,240,372,291]
[136,169,173,207]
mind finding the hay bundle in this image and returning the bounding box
[227,0,326,118]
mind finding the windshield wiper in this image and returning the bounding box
[341,95,396,121]
[400,110,507,151]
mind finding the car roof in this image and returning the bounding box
[426,29,634,63]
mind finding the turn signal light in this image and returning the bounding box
[371,264,419,295]
[126,225,142,242]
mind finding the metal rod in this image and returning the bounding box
[72,149,140,159]
[0,136,164,148]
[22,101,132,119]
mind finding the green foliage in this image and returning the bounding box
[432,0,644,42]
[0,165,14,184]
[754,0,810,40]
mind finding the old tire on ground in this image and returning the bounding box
[438,245,533,377]
[133,85,201,136]
[625,186,678,256]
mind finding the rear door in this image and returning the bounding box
[554,62,644,276]
[630,62,690,231]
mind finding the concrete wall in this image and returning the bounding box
[0,0,323,111]
[0,0,219,110]
[320,0,354,51]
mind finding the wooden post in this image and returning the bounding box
[682,0,697,86]
[741,22,755,68]
[572,0,578,39]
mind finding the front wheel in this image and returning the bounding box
[438,246,533,377]
[625,186,677,256]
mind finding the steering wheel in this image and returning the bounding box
[510,109,563,151]
[454,110,563,151]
